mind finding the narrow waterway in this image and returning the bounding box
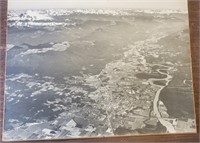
[148,66,176,133]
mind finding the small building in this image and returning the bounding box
[66,119,77,128]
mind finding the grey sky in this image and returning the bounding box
[9,0,188,10]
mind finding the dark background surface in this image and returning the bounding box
[0,0,199,142]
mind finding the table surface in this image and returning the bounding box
[0,0,199,142]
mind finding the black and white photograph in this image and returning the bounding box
[3,0,197,141]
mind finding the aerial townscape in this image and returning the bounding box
[4,8,196,141]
